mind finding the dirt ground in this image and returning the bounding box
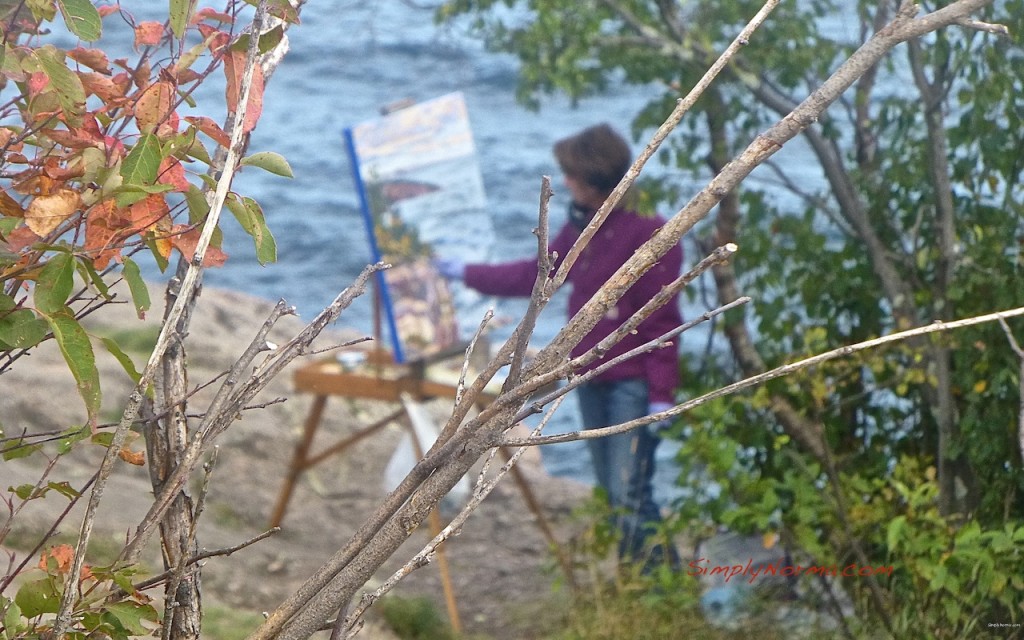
[1,282,593,639]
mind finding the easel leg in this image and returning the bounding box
[270,394,328,529]
[500,447,577,590]
[402,405,462,634]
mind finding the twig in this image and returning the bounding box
[956,16,1010,36]
[456,309,494,407]
[504,305,1024,447]
[133,527,281,592]
[999,319,1024,463]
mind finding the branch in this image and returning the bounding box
[503,306,1024,447]
[999,319,1024,464]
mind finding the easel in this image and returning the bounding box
[270,288,574,633]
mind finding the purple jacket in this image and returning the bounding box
[464,208,683,404]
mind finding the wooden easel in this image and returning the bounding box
[269,288,574,632]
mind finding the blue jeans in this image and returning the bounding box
[577,379,678,568]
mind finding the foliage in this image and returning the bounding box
[441,0,1024,635]
[0,0,291,422]
[0,1,295,637]
[379,596,456,640]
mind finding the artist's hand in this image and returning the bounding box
[647,401,674,436]
[433,257,465,280]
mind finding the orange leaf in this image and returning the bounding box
[80,72,127,102]
[118,447,146,466]
[135,80,175,133]
[68,47,111,74]
[0,188,25,217]
[39,544,75,574]
[134,21,165,48]
[224,50,264,134]
[171,223,227,267]
[97,5,119,17]
[192,7,234,24]
[84,200,128,268]
[127,194,169,231]
[5,225,39,251]
[157,156,189,192]
[184,115,231,148]
[25,189,82,236]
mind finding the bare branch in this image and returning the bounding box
[505,306,1024,447]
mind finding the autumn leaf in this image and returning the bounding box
[184,115,231,148]
[79,72,127,102]
[25,189,82,236]
[39,544,75,574]
[157,156,189,192]
[134,80,175,133]
[68,47,111,73]
[224,50,264,134]
[171,224,227,267]
[84,199,127,268]
[134,21,165,48]
[0,189,25,217]
[118,447,146,466]
[126,193,169,231]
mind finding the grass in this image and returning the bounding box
[203,603,267,640]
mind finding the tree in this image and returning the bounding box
[3,1,1021,638]
[439,0,1024,635]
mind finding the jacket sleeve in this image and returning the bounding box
[632,236,683,405]
[463,223,576,298]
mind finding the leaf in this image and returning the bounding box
[134,81,175,133]
[0,305,48,351]
[44,310,100,431]
[184,115,231,148]
[15,579,61,618]
[0,188,26,217]
[224,50,264,134]
[230,24,285,55]
[226,194,276,265]
[121,258,151,320]
[39,544,74,574]
[120,133,162,186]
[241,151,293,177]
[886,515,906,552]
[171,224,228,267]
[25,189,82,236]
[57,0,102,42]
[118,447,146,466]
[3,442,41,461]
[104,601,158,636]
[34,46,87,126]
[34,252,76,314]
[134,21,165,48]
[101,336,142,383]
[169,0,194,38]
[67,46,111,73]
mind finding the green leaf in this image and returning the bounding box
[120,133,163,186]
[11,483,36,499]
[34,46,87,126]
[44,311,100,429]
[15,579,61,618]
[0,307,48,351]
[113,183,173,208]
[3,598,24,636]
[46,481,80,500]
[104,601,158,636]
[886,515,906,552]
[230,24,286,55]
[227,195,276,265]
[101,336,142,384]
[241,151,293,177]
[34,252,75,315]
[121,258,151,320]
[169,0,194,39]
[57,0,102,41]
[3,442,41,461]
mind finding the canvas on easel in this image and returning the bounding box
[344,92,494,364]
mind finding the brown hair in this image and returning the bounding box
[553,123,632,194]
